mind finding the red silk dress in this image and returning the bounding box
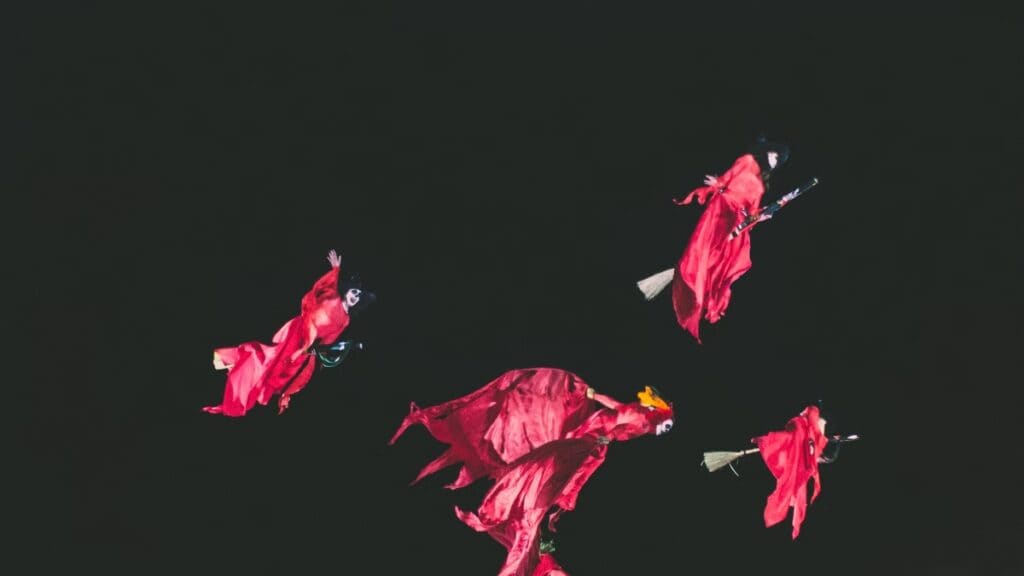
[672,154,766,342]
[390,368,673,576]
[754,405,829,539]
[204,266,349,417]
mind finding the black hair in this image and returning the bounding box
[339,274,377,317]
[750,134,790,178]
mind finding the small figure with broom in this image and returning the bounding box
[701,405,859,539]
[204,249,376,416]
[636,135,818,343]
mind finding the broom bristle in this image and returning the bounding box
[702,451,745,473]
[637,268,675,300]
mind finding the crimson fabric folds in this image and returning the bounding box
[204,266,350,416]
[672,154,766,342]
[390,367,672,576]
[754,405,829,539]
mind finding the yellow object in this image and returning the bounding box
[637,386,669,411]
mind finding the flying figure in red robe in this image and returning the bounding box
[755,405,829,539]
[389,367,675,576]
[701,405,858,539]
[637,136,808,343]
[203,249,375,417]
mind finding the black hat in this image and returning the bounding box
[339,274,377,315]
[750,134,790,173]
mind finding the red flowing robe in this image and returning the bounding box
[390,368,673,576]
[754,405,828,539]
[672,154,765,342]
[204,265,350,416]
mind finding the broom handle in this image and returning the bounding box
[727,177,819,240]
[739,436,856,451]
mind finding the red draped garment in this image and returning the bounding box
[755,405,829,539]
[672,154,766,342]
[391,368,673,576]
[204,265,349,416]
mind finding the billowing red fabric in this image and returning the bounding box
[672,154,765,342]
[389,368,596,488]
[391,368,673,576]
[204,266,350,416]
[533,554,568,576]
[754,405,828,539]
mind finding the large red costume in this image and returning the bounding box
[671,153,766,342]
[389,367,674,576]
[204,263,350,417]
[754,405,829,539]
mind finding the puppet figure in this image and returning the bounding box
[702,405,858,539]
[390,367,674,576]
[637,136,817,342]
[204,249,374,416]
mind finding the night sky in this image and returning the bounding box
[17,2,1022,574]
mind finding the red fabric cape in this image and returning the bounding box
[672,154,765,342]
[754,405,828,539]
[204,266,350,416]
[391,367,672,576]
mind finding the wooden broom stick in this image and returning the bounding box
[703,434,859,475]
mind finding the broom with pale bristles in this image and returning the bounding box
[636,268,675,300]
[702,448,760,475]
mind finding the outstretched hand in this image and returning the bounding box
[703,174,720,188]
[327,249,342,268]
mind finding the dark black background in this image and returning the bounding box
[16,2,1022,574]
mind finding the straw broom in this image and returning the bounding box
[702,448,760,475]
[636,268,675,300]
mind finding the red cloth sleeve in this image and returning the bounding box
[301,266,341,318]
[675,154,759,206]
